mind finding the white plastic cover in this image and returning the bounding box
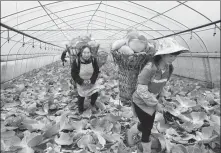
[1,1,220,84]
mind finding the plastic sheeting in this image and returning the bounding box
[1,1,220,86]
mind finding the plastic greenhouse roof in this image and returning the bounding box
[1,1,220,55]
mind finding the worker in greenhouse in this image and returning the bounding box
[71,45,100,114]
[61,44,71,66]
[127,41,189,152]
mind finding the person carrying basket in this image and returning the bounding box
[71,45,100,114]
[127,38,189,153]
[61,44,71,66]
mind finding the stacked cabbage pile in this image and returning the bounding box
[69,34,100,56]
[111,29,156,55]
[110,29,158,71]
[69,34,109,68]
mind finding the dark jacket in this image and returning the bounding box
[61,48,71,61]
[61,51,67,62]
[71,57,99,85]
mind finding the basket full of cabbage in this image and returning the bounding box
[69,34,108,68]
[111,29,157,106]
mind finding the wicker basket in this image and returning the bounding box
[97,50,109,68]
[69,46,100,66]
[91,45,100,57]
[111,49,153,106]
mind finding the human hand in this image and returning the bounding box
[159,96,176,110]
[84,80,91,85]
[156,103,164,114]
[158,96,166,104]
[149,93,158,102]
[87,80,91,84]
[143,93,159,106]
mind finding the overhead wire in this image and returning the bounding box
[38,1,70,41]
[2,25,217,44]
[0,1,62,19]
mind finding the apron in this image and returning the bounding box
[77,62,100,97]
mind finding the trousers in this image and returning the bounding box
[133,102,156,142]
[78,92,98,112]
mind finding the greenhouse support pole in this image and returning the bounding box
[153,20,221,40]
[52,55,55,63]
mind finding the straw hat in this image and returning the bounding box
[154,38,189,56]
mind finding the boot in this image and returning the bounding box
[141,141,152,153]
[90,92,98,106]
[77,96,85,114]
[127,123,140,146]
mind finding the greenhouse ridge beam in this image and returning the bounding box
[0,22,64,49]
[153,20,221,40]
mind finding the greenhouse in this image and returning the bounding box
[1,1,220,153]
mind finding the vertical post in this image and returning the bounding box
[7,29,10,43]
[22,35,25,47]
[52,55,55,63]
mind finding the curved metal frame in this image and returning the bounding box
[38,1,70,41]
[1,2,171,44]
[100,3,191,50]
[2,35,60,84]
[1,1,62,19]
[28,10,163,41]
[2,2,184,48]
[176,1,220,30]
[1,2,100,30]
[37,19,126,38]
[1,1,217,54]
[1,1,220,85]
[39,20,154,41]
[1,34,58,83]
[129,1,209,52]
[0,10,97,46]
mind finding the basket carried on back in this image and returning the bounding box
[97,49,109,68]
[111,49,153,106]
[110,28,157,106]
[69,36,102,66]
